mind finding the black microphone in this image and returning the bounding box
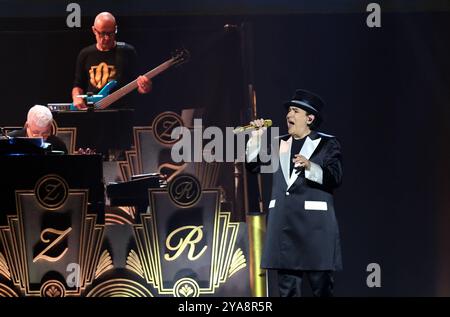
[233,119,272,134]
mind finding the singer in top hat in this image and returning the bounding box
[246,89,343,297]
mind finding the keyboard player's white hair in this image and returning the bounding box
[27,105,53,128]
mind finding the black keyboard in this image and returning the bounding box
[0,137,47,155]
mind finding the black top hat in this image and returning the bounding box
[284,89,325,117]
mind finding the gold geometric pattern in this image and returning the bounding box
[40,280,65,297]
[0,252,11,280]
[51,119,77,154]
[56,127,77,154]
[95,250,114,280]
[120,124,188,183]
[105,206,136,225]
[119,157,133,182]
[86,278,154,297]
[126,150,139,179]
[122,124,222,187]
[0,162,248,297]
[179,285,194,297]
[228,248,247,278]
[117,115,222,194]
[128,190,246,296]
[125,249,144,279]
[173,278,199,297]
[0,284,19,297]
[0,187,106,296]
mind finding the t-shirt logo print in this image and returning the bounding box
[89,62,116,89]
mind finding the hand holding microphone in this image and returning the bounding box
[233,118,272,134]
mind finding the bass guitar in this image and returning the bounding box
[48,49,189,111]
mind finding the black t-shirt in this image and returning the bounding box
[73,42,138,108]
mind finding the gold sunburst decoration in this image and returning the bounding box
[0,284,19,297]
[95,250,114,280]
[0,252,11,280]
[228,248,247,278]
[86,278,153,297]
[125,250,144,279]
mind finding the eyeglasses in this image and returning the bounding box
[94,27,117,38]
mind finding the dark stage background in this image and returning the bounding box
[0,1,449,296]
